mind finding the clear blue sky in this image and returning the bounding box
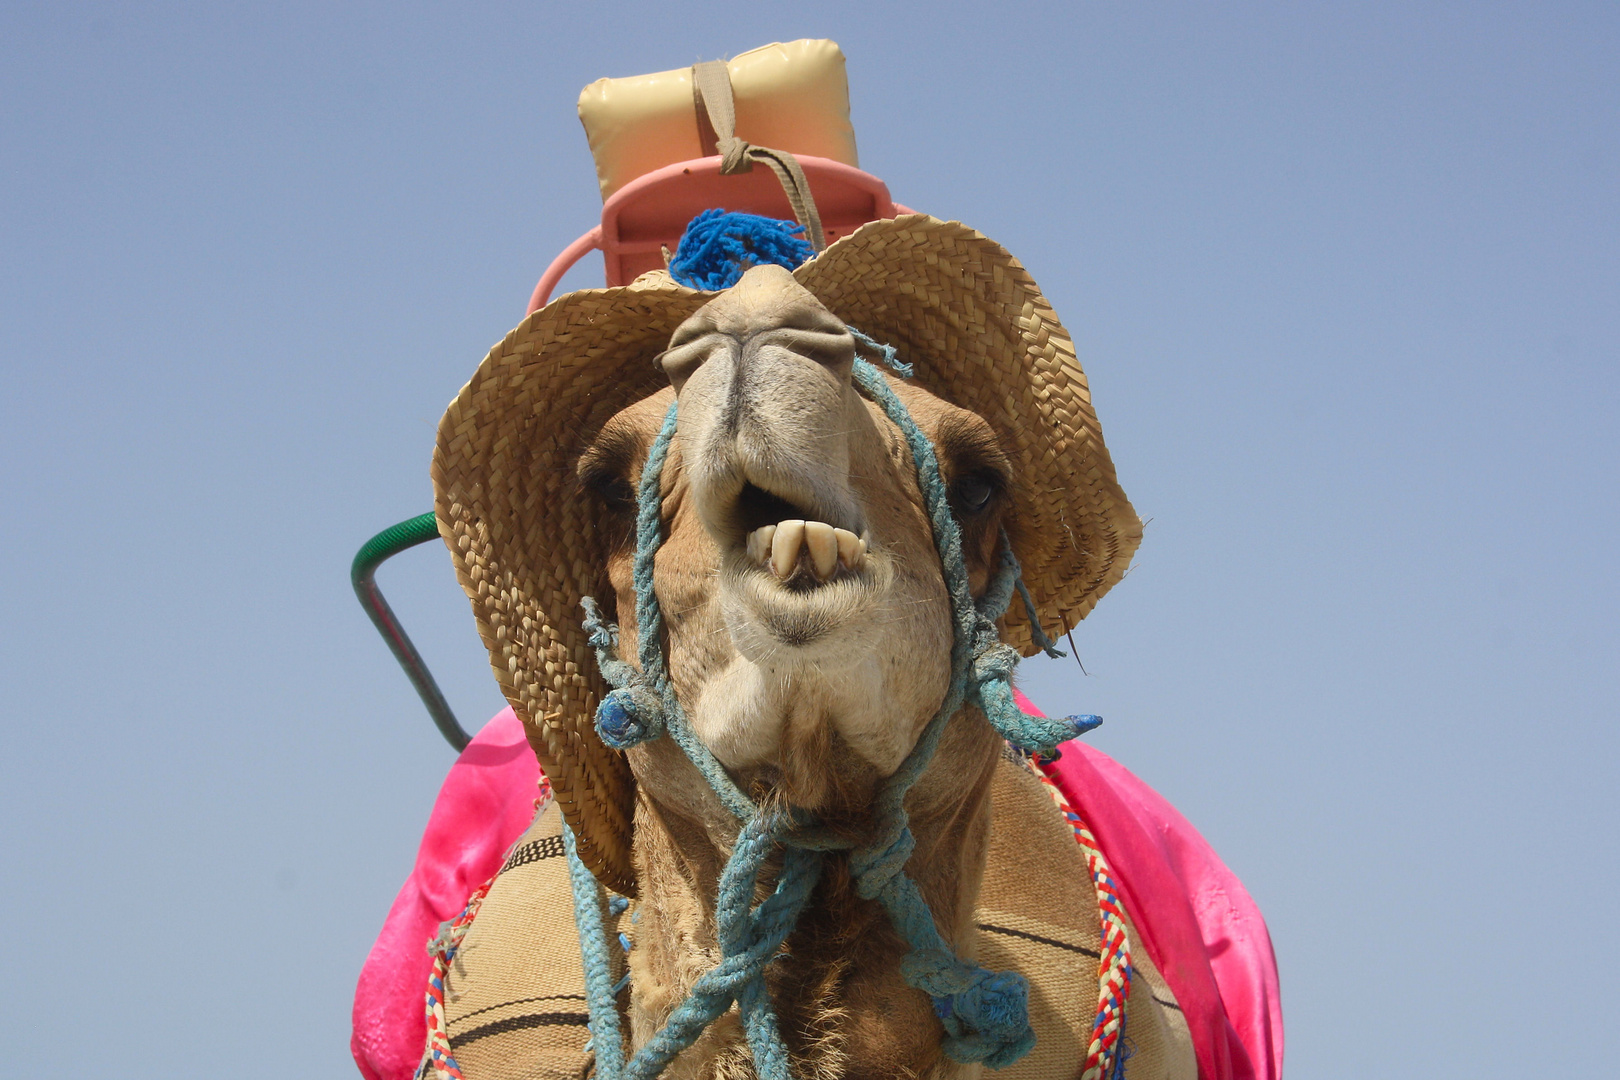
[3,3,1615,1077]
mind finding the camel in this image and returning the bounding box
[426,216,1200,1080]
[558,267,1192,1079]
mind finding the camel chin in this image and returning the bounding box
[684,488,939,781]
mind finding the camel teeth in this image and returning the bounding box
[746,524,776,565]
[755,519,866,579]
[804,521,837,579]
[834,527,862,570]
[771,519,805,578]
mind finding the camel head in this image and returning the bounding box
[436,218,1141,889]
[577,264,1011,823]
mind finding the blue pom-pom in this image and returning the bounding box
[668,209,814,291]
[594,687,662,749]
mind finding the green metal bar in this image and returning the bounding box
[351,512,471,752]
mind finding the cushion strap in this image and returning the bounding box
[691,60,826,250]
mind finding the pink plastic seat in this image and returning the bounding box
[527,154,915,313]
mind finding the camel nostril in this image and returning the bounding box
[657,333,726,392]
[657,349,697,391]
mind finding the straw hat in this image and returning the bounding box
[433,214,1141,893]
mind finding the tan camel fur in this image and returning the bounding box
[572,266,1187,1080]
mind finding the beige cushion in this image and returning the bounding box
[577,39,859,201]
[439,803,626,1080]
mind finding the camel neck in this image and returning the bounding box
[628,725,1002,1076]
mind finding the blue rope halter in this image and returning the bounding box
[568,340,1103,1080]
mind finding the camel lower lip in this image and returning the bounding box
[764,564,862,592]
[737,551,871,593]
[764,615,828,647]
[737,577,871,646]
[720,551,881,653]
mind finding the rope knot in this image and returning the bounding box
[581,595,669,749]
[969,634,1019,688]
[901,952,1038,1069]
[594,685,666,749]
[848,823,916,900]
[717,135,753,174]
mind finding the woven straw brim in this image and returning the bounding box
[433,215,1140,891]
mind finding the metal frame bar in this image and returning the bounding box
[351,512,471,751]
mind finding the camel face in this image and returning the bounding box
[578,265,1014,814]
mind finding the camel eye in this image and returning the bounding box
[952,473,998,516]
[581,463,636,514]
[578,425,644,517]
[933,411,1010,521]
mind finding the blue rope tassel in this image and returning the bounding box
[668,209,814,291]
[571,333,1104,1076]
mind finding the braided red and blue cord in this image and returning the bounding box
[420,778,554,1080]
[1027,754,1132,1080]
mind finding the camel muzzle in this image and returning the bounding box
[662,265,871,573]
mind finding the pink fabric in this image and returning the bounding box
[351,704,1282,1080]
[1014,691,1284,1080]
[351,709,539,1080]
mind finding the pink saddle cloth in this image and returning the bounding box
[351,702,1282,1080]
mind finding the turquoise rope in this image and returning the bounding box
[563,821,628,1078]
[849,327,913,378]
[632,403,758,820]
[564,810,826,1080]
[846,358,1089,756]
[571,343,1103,1076]
[839,357,1098,1067]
